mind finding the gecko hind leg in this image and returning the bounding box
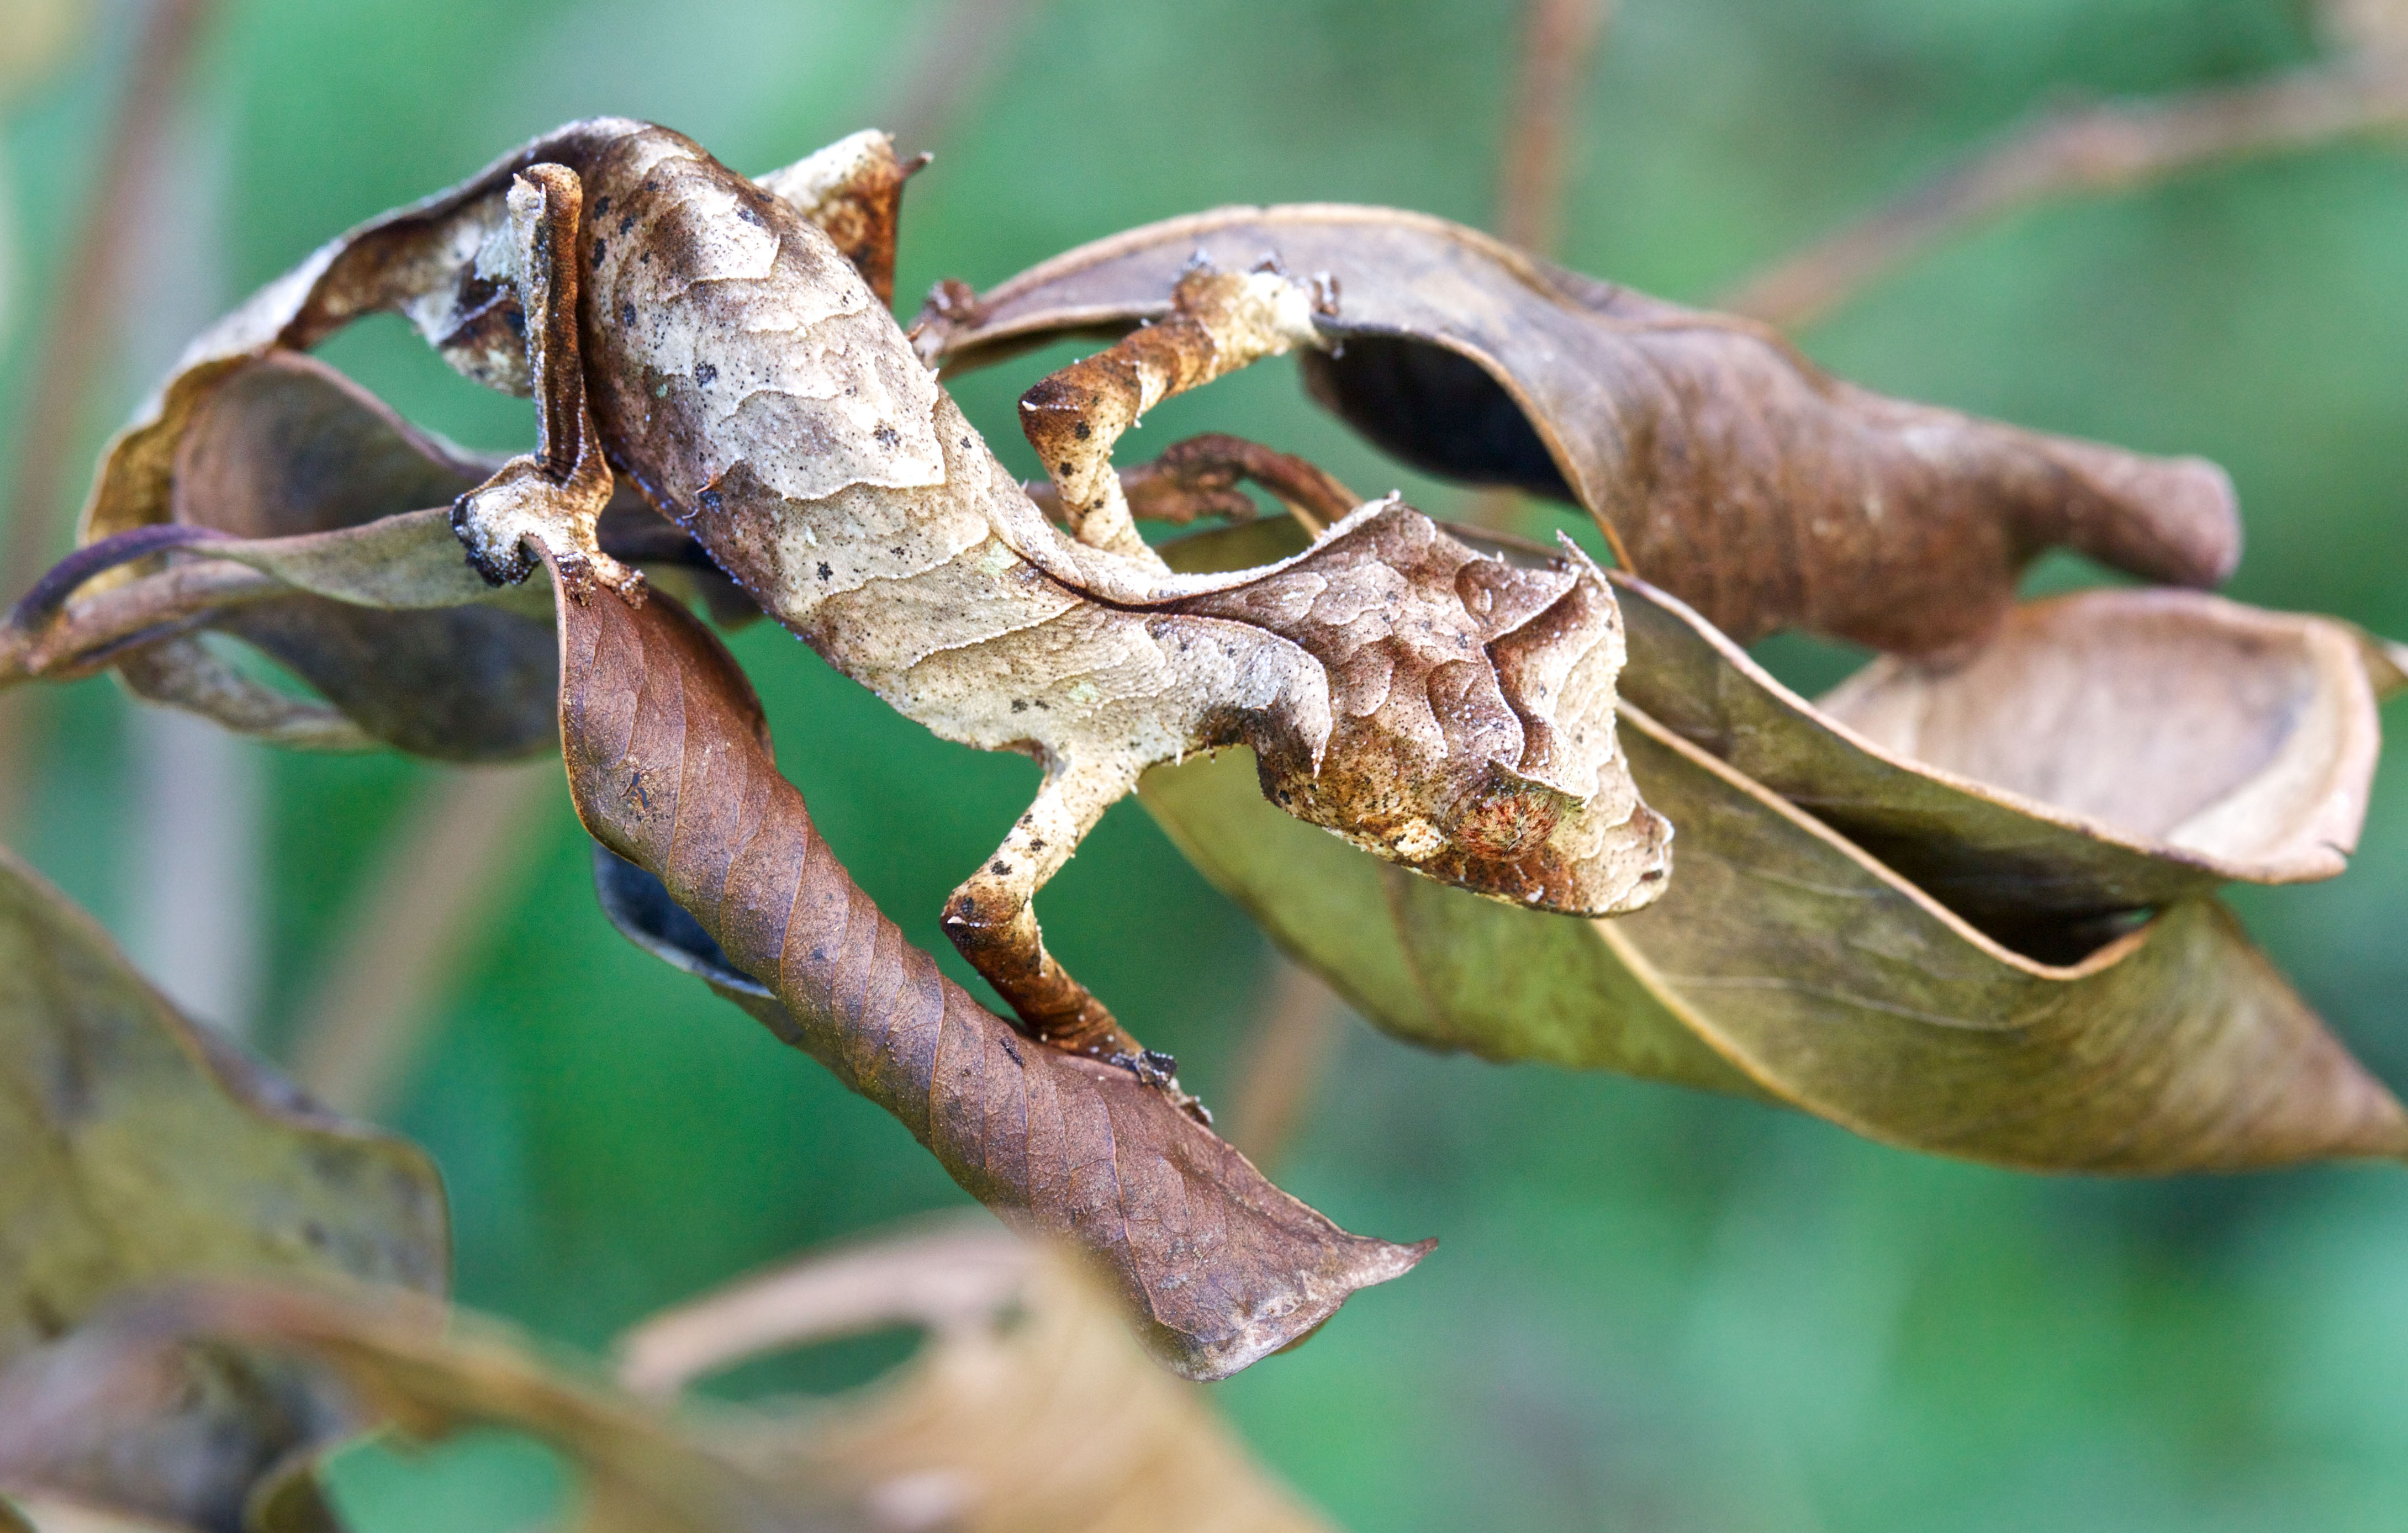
[942,757,1208,1122]
[1017,261,1337,561]
[450,162,641,606]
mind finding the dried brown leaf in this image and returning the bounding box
[750,130,919,308]
[1808,591,2383,908]
[0,1284,859,1533]
[918,204,2240,654]
[0,847,446,1529]
[1147,520,2405,1166]
[1617,578,2387,954]
[620,1222,1337,1533]
[11,351,747,757]
[553,556,1428,1380]
[2,355,555,755]
[44,121,1665,1085]
[1144,712,2408,1171]
[152,354,553,760]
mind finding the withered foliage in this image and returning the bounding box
[3,354,559,755]
[0,848,445,1530]
[553,552,1426,1379]
[620,1220,1337,1532]
[6,1283,861,1533]
[48,119,1668,1097]
[0,114,2400,1505]
[916,204,2240,654]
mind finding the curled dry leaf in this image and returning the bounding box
[1143,522,2408,1171]
[36,353,558,759]
[750,128,923,309]
[0,847,447,1530]
[0,1283,862,1533]
[916,203,2241,655]
[1613,577,2388,954]
[1805,591,2384,921]
[553,554,1428,1380]
[619,1220,1336,1533]
[9,350,753,755]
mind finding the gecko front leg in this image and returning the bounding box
[1017,260,1335,562]
[1022,432,1364,536]
[451,163,642,606]
[942,755,1207,1121]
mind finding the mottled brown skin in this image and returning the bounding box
[78,119,1668,1108]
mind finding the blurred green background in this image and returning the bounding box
[6,0,2408,1527]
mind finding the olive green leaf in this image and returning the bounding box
[1142,716,2407,1172]
[1149,521,2407,1171]
[0,1283,860,1533]
[0,847,447,1530]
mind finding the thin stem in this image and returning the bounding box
[1223,959,1348,1172]
[1497,0,1617,256]
[1720,47,2408,331]
[1476,0,1616,532]
[286,763,557,1117]
[0,0,217,834]
[878,0,1034,157]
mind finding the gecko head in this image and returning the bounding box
[1248,573,1673,918]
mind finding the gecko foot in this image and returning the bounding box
[1110,1048,1213,1127]
[452,455,645,606]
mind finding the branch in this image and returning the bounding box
[1720,47,2408,330]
